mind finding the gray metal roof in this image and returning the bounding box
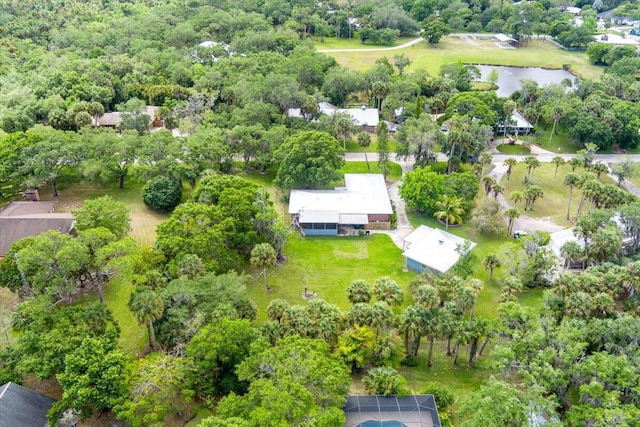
[344,395,441,427]
[0,382,56,427]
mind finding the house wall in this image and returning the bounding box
[365,222,390,230]
[406,258,425,273]
[368,214,391,222]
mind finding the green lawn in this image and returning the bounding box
[341,161,403,183]
[323,37,603,81]
[344,136,398,153]
[41,178,169,247]
[502,163,617,226]
[246,233,414,322]
[315,35,417,50]
[496,143,531,154]
[522,128,581,154]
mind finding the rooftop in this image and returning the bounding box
[0,382,56,427]
[288,174,392,217]
[402,225,476,273]
[344,395,442,427]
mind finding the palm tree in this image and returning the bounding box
[492,183,504,199]
[523,156,541,175]
[478,152,493,177]
[266,298,290,323]
[250,243,277,290]
[424,309,440,367]
[399,305,425,358]
[433,195,465,230]
[503,158,517,180]
[482,255,501,281]
[482,176,496,195]
[373,277,404,307]
[523,184,543,211]
[504,208,520,236]
[568,157,582,172]
[552,156,565,178]
[128,290,164,348]
[346,279,372,304]
[563,172,580,220]
[348,303,373,327]
[357,132,372,171]
[414,284,440,311]
[370,301,393,339]
[510,191,523,206]
[500,276,523,299]
[592,162,609,180]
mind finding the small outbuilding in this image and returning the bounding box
[289,174,393,236]
[343,394,442,427]
[402,225,476,274]
[0,382,56,427]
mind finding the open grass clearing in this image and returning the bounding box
[522,128,581,154]
[344,135,398,153]
[315,35,417,50]
[501,163,617,226]
[245,233,414,322]
[41,178,169,247]
[496,143,531,154]
[323,37,603,81]
[341,161,403,183]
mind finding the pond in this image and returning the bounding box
[476,65,576,97]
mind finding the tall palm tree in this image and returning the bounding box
[348,303,373,327]
[128,290,164,348]
[523,184,543,211]
[433,195,465,230]
[370,301,393,339]
[478,152,493,177]
[563,172,580,220]
[399,305,425,358]
[504,208,520,236]
[552,156,565,178]
[523,156,541,175]
[250,243,277,290]
[482,176,496,195]
[482,255,501,281]
[266,299,290,323]
[357,132,372,171]
[492,183,504,199]
[503,158,517,180]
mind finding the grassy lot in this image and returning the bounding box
[315,35,417,50]
[496,143,531,154]
[344,135,398,153]
[501,163,617,226]
[341,161,403,183]
[322,37,603,81]
[523,128,581,154]
[41,178,169,247]
[246,233,413,322]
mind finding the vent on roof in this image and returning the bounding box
[361,105,366,110]
[438,238,444,244]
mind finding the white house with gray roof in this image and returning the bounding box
[402,225,476,273]
[288,174,392,235]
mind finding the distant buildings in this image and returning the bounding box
[402,225,476,274]
[288,102,380,132]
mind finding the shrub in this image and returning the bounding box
[363,366,407,396]
[143,175,182,212]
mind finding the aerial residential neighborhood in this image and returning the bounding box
[2,0,640,426]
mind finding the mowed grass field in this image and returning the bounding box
[319,36,604,81]
[501,163,618,226]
